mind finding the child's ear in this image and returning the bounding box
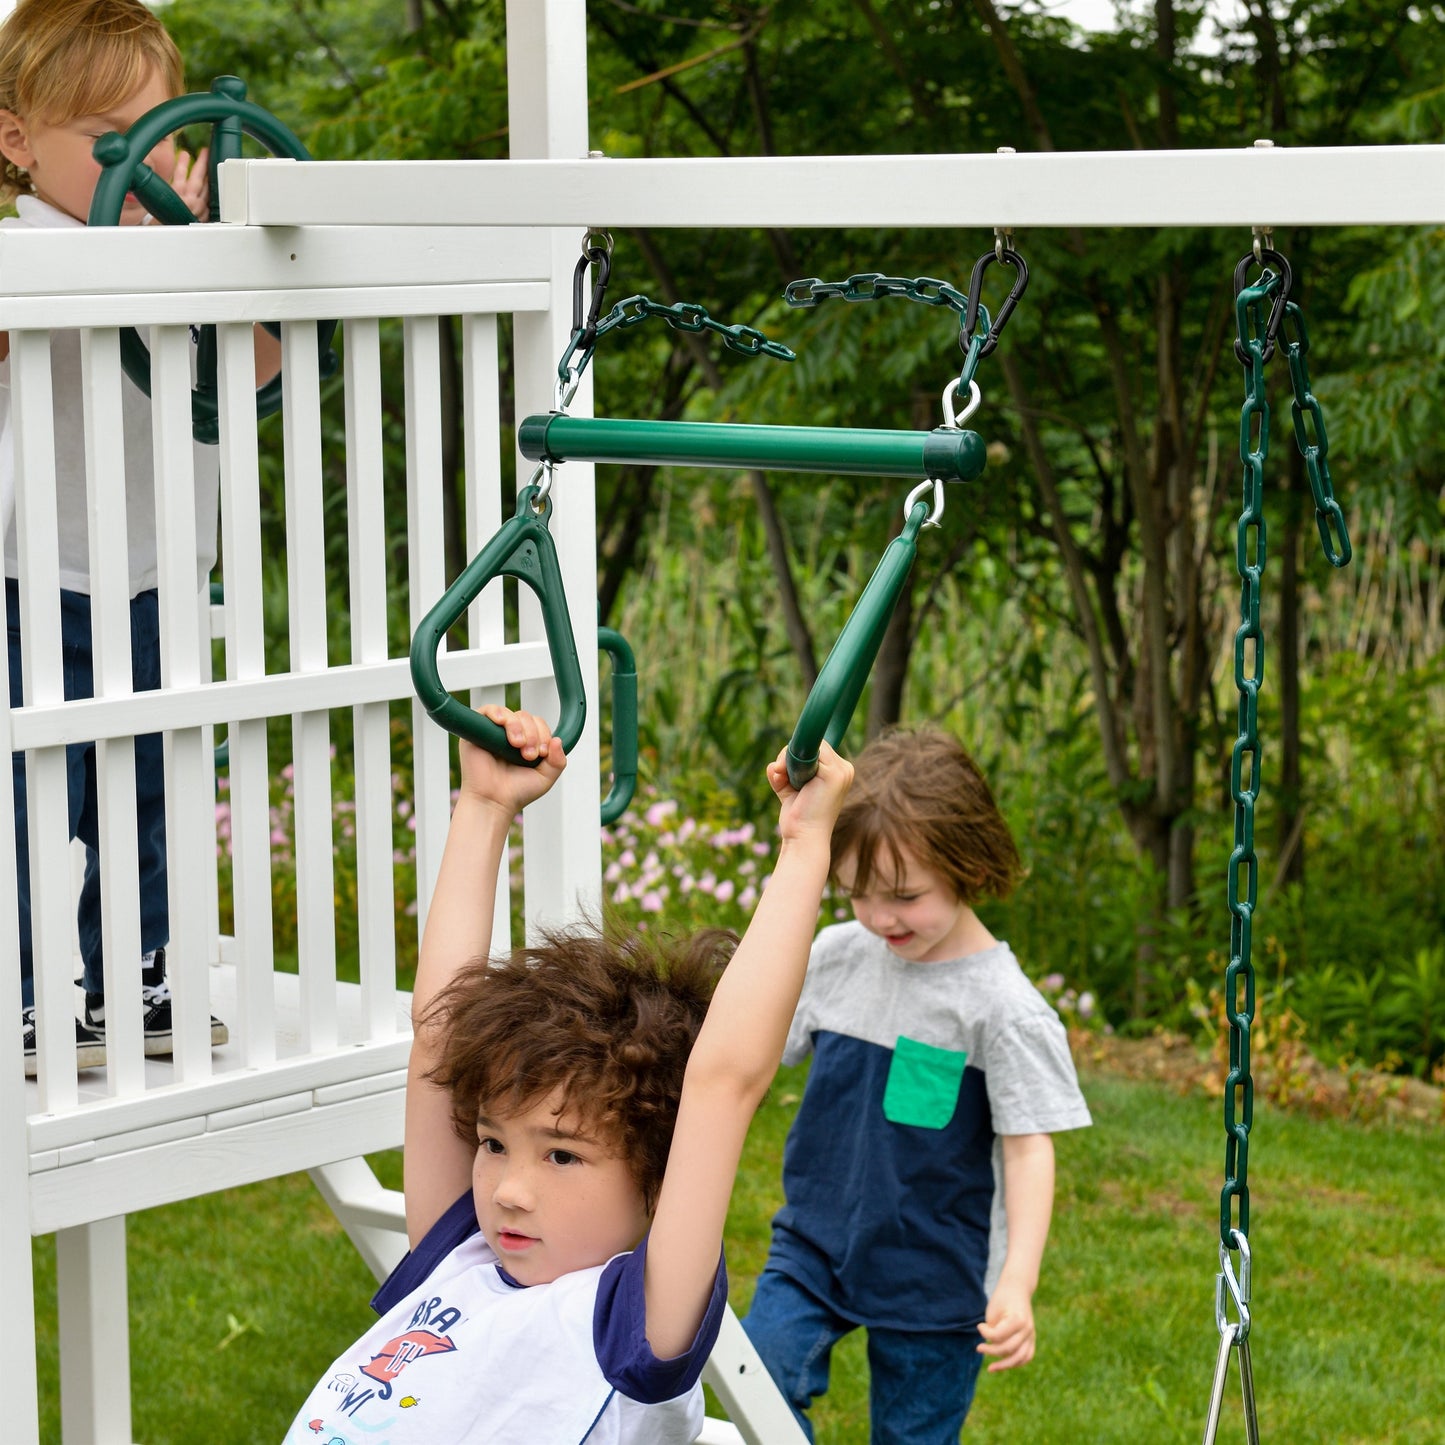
[0,110,35,170]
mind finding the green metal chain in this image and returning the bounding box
[557,293,794,406]
[783,256,1027,398]
[1223,265,1352,1263]
[1280,303,1352,568]
[783,273,985,386]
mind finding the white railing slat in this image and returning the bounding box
[12,331,78,1112]
[217,321,277,1067]
[404,316,452,938]
[343,317,399,1042]
[152,326,212,1085]
[79,328,143,1096]
[462,313,512,955]
[281,319,338,1053]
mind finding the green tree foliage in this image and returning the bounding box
[156,0,1442,1044]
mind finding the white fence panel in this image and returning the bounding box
[1,224,568,1445]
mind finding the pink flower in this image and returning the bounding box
[645,800,677,827]
[640,891,665,913]
[714,880,735,903]
[738,885,757,909]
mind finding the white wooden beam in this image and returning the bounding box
[218,146,1445,229]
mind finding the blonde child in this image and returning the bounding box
[0,0,277,1071]
[283,705,853,1442]
[744,726,1091,1443]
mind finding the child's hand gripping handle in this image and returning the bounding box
[410,486,587,767]
[785,500,928,789]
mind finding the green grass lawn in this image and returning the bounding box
[30,1062,1445,1443]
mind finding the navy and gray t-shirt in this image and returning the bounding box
[765,921,1092,1332]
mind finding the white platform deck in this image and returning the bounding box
[23,966,411,1234]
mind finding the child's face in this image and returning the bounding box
[0,67,179,225]
[836,844,973,963]
[472,1088,651,1286]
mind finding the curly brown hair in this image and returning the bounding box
[0,0,185,205]
[424,922,731,1211]
[830,725,1023,906]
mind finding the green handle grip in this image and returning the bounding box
[597,627,638,825]
[785,501,929,790]
[88,76,337,446]
[519,414,986,482]
[410,487,586,766]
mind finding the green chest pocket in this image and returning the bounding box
[881,1035,969,1129]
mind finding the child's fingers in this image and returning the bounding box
[976,1316,1035,1372]
[478,704,557,762]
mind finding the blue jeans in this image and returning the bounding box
[7,579,168,1007]
[744,1267,984,1444]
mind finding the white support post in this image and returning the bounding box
[309,1158,410,1284]
[506,0,604,936]
[0,409,39,1445]
[56,1216,132,1445]
[700,1307,810,1445]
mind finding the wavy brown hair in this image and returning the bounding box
[0,0,185,204]
[831,725,1023,906]
[425,922,732,1211]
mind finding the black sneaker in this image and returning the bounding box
[84,947,229,1056]
[22,1004,107,1077]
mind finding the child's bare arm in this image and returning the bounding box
[643,744,853,1359]
[977,1132,1055,1371]
[403,706,565,1245]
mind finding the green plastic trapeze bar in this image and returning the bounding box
[785,499,930,790]
[598,627,638,825]
[519,414,986,482]
[410,486,585,766]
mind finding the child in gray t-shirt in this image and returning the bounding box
[744,726,1091,1444]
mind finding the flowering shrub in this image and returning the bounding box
[600,791,777,934]
[1037,971,1106,1033]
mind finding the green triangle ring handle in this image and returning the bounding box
[87,75,338,446]
[410,486,587,767]
[785,499,930,790]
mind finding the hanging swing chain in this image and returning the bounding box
[555,232,795,411]
[782,246,1030,401]
[1205,250,1353,1442]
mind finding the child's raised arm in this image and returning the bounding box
[403,705,565,1245]
[643,743,853,1359]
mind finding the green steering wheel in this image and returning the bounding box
[86,75,338,445]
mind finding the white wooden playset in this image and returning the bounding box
[3,1,1443,1441]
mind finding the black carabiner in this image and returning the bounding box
[962,246,1030,359]
[1233,248,1293,365]
[571,242,613,352]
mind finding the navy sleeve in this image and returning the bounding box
[370,1190,480,1314]
[592,1236,728,1403]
